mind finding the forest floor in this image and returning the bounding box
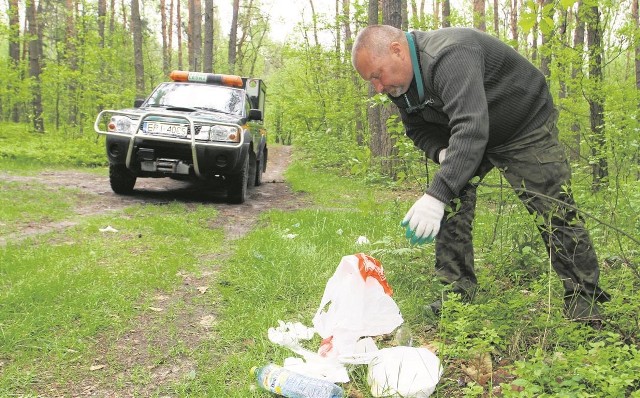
[1,145,313,396]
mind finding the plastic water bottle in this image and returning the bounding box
[252,363,344,398]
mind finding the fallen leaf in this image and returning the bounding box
[199,315,216,328]
[90,364,106,371]
[197,286,209,294]
[461,352,493,386]
[99,226,118,233]
[148,307,164,312]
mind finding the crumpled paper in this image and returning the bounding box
[268,320,349,382]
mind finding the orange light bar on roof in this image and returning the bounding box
[169,70,244,88]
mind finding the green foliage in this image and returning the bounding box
[0,122,105,168]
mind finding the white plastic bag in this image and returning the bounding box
[367,346,442,398]
[312,254,403,357]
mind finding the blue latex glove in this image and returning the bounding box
[401,194,445,245]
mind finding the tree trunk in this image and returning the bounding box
[383,0,402,27]
[26,0,44,133]
[633,0,640,179]
[187,0,193,67]
[375,0,403,179]
[98,0,107,47]
[169,0,174,71]
[109,0,115,35]
[177,0,183,70]
[473,0,486,31]
[586,4,608,190]
[335,0,341,55]
[236,0,255,73]
[493,0,499,35]
[510,0,518,50]
[442,0,451,27]
[309,0,320,47]
[203,0,214,72]
[539,0,553,78]
[401,0,408,30]
[161,0,170,76]
[570,2,585,163]
[189,0,202,71]
[131,0,145,96]
[432,0,440,28]
[367,0,383,155]
[8,0,21,122]
[65,0,78,128]
[121,0,127,30]
[344,0,364,146]
[228,0,239,73]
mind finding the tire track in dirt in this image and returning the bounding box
[0,145,305,246]
[1,145,310,397]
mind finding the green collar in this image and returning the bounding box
[405,31,425,105]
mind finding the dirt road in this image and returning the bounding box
[1,145,308,396]
[0,145,305,246]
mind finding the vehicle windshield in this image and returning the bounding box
[145,82,245,115]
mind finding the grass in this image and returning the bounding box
[0,122,106,169]
[0,203,224,395]
[0,180,80,236]
[1,121,640,397]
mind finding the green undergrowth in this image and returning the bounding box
[0,122,106,169]
[1,137,639,396]
[173,157,640,397]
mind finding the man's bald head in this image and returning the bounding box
[351,25,406,69]
[351,25,413,97]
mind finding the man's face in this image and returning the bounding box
[355,43,413,98]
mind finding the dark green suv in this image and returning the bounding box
[94,71,268,204]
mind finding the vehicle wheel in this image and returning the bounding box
[248,151,258,187]
[254,159,263,186]
[227,155,249,204]
[109,164,136,194]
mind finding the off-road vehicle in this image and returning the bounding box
[94,70,268,204]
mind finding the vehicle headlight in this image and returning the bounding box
[209,125,240,142]
[107,116,136,134]
[195,125,211,141]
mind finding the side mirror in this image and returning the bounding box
[133,98,145,108]
[248,109,263,121]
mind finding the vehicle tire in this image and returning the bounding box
[109,164,136,194]
[227,155,249,204]
[248,151,258,187]
[254,159,263,186]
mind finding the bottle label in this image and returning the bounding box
[259,365,338,397]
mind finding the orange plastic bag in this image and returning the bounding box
[312,254,403,357]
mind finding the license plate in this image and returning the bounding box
[144,122,188,137]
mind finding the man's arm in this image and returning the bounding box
[399,110,450,163]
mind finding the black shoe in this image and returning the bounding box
[427,299,443,317]
[564,294,605,328]
[426,289,474,317]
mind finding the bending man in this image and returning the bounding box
[351,25,609,322]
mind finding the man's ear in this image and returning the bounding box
[390,41,404,58]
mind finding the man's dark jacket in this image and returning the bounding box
[390,27,554,203]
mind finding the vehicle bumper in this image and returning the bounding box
[96,110,248,179]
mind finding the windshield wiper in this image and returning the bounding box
[164,106,197,112]
[193,106,235,114]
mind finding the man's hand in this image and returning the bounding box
[401,194,445,245]
[438,148,447,164]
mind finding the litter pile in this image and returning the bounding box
[262,253,442,397]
